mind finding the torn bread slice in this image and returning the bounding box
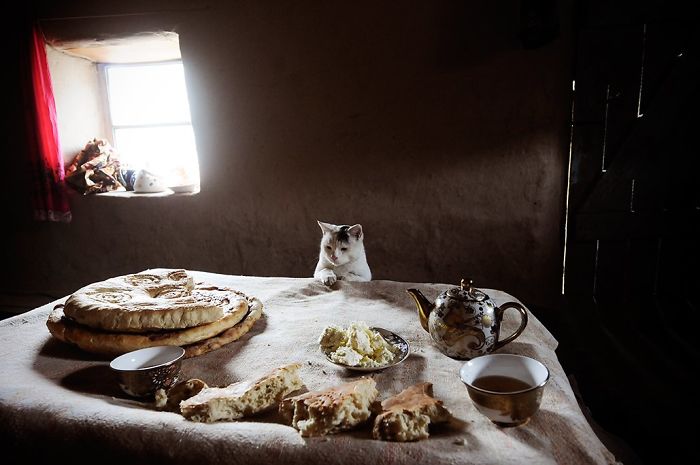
[180,363,303,422]
[372,382,452,441]
[279,377,379,437]
[155,378,208,412]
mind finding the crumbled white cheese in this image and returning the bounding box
[319,321,398,367]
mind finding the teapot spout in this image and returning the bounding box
[406,288,434,332]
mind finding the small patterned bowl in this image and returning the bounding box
[110,346,185,398]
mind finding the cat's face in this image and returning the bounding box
[318,221,364,266]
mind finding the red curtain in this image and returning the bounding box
[24,23,71,222]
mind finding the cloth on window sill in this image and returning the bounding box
[65,138,127,195]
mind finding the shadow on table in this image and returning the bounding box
[33,353,154,409]
[60,364,124,397]
[507,409,611,464]
[38,337,113,361]
[31,340,172,409]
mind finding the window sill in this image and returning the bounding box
[96,188,200,198]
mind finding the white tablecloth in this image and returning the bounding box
[0,270,619,464]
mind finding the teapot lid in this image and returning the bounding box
[446,279,487,302]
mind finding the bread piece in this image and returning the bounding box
[155,378,209,412]
[279,377,379,437]
[180,363,304,422]
[46,291,257,357]
[372,382,452,442]
[63,269,228,332]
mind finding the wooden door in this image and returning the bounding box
[562,1,698,461]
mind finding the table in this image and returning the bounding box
[0,270,619,465]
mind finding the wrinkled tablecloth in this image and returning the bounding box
[0,270,619,465]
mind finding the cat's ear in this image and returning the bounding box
[318,221,333,233]
[348,224,363,240]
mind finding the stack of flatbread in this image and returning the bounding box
[46,269,263,358]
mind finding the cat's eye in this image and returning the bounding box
[341,247,347,251]
[325,246,332,250]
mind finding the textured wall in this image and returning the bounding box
[46,46,107,163]
[4,0,572,309]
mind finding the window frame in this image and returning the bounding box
[98,59,198,179]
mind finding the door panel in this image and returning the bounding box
[562,2,699,461]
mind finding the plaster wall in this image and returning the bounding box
[5,0,572,310]
[45,46,108,163]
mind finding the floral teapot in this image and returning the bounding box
[407,279,528,359]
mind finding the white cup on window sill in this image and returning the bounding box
[133,169,167,193]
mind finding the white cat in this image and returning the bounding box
[314,221,372,286]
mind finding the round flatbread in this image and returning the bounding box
[63,269,229,332]
[183,298,263,358]
[47,293,260,357]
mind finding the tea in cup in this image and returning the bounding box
[459,354,549,426]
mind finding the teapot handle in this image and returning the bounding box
[493,302,529,351]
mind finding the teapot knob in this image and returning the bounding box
[459,278,486,301]
[460,279,474,293]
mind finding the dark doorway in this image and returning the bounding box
[558,1,699,463]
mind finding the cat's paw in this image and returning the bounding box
[320,270,337,286]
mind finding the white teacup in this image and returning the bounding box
[110,345,184,397]
[133,169,167,193]
[460,354,549,426]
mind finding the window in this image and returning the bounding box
[102,60,199,189]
